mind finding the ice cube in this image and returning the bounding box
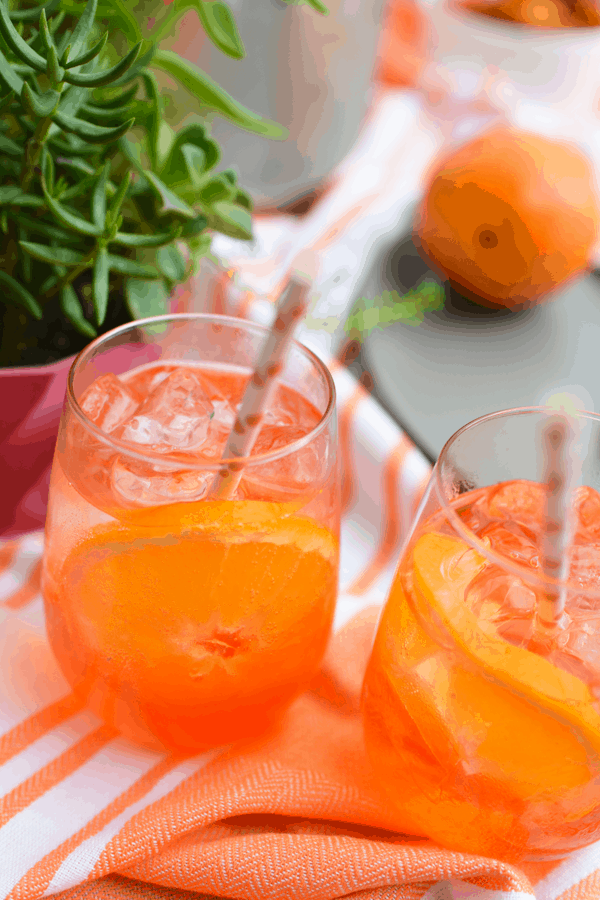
[483,479,546,528]
[120,368,213,453]
[240,424,328,499]
[199,399,237,460]
[111,456,213,507]
[551,610,600,683]
[79,373,140,434]
[467,566,537,645]
[567,541,600,595]
[264,384,318,429]
[574,486,600,539]
[480,521,541,567]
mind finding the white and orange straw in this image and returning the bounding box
[210,274,312,500]
[534,396,581,643]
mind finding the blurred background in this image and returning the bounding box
[163,0,600,463]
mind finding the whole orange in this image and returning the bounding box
[457,0,600,28]
[415,127,600,309]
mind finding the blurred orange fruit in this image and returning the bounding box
[458,0,600,27]
[415,127,600,309]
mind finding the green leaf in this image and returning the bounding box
[180,213,208,238]
[100,0,142,45]
[125,277,168,320]
[53,109,135,144]
[63,41,141,87]
[41,170,102,236]
[20,239,84,266]
[46,43,64,82]
[0,48,24,94]
[21,82,59,117]
[305,0,329,12]
[160,123,219,186]
[105,169,131,227]
[0,0,47,71]
[199,173,232,205]
[79,99,132,121]
[144,171,196,219]
[39,9,54,52]
[156,244,186,282]
[188,232,212,265]
[107,254,160,278]
[234,188,252,211]
[107,44,154,88]
[140,70,161,172]
[92,82,138,109]
[194,0,245,60]
[0,88,14,111]
[180,143,206,187]
[10,2,58,23]
[284,0,329,11]
[93,244,109,325]
[47,132,99,156]
[42,145,55,193]
[54,156,94,176]
[0,187,43,206]
[60,283,96,337]
[64,31,107,68]
[210,200,253,240]
[13,211,72,241]
[118,134,145,178]
[152,50,288,140]
[0,133,21,156]
[92,161,108,228]
[0,269,42,318]
[67,0,97,61]
[112,228,180,248]
[57,82,90,118]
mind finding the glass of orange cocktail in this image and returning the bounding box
[362,407,600,862]
[42,314,339,754]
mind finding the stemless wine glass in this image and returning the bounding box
[362,407,600,862]
[42,314,339,753]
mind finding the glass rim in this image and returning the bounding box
[66,312,336,471]
[433,405,600,596]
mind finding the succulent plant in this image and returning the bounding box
[0,0,325,367]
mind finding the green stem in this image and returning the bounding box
[21,114,54,193]
[46,249,96,300]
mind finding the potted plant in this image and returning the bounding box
[0,0,325,537]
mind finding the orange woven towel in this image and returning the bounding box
[0,369,596,900]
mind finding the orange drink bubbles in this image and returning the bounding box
[362,408,600,862]
[42,315,339,754]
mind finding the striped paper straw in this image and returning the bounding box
[210,276,311,500]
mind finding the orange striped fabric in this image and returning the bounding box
[3,558,42,611]
[0,365,596,900]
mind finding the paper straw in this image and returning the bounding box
[209,276,311,500]
[533,413,576,640]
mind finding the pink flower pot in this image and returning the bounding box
[0,354,74,539]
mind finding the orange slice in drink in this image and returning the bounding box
[59,502,337,689]
[410,532,600,796]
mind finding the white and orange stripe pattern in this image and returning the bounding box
[1,363,597,899]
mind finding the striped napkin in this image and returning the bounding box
[0,358,596,900]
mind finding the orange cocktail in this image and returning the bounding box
[43,315,339,753]
[362,408,600,861]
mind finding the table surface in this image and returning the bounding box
[360,236,600,463]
